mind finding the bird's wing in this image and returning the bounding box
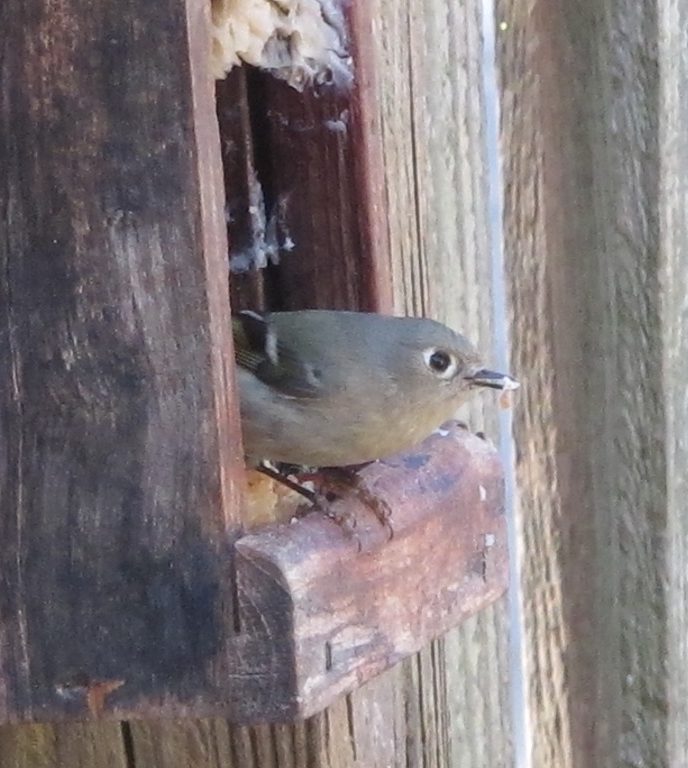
[232,311,324,399]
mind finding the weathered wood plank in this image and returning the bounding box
[0,722,129,768]
[234,426,507,722]
[125,719,236,768]
[217,59,392,314]
[0,0,242,721]
[662,3,688,765]
[498,0,678,764]
[368,1,513,766]
[125,617,511,767]
[216,69,271,312]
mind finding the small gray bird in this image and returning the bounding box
[233,310,518,468]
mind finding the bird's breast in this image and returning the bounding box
[238,371,462,466]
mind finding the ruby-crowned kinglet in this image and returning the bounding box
[233,310,519,468]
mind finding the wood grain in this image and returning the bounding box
[217,59,392,314]
[661,2,688,766]
[366,1,513,766]
[234,426,507,722]
[209,0,513,762]
[0,722,129,768]
[216,69,272,312]
[498,0,675,765]
[0,0,242,721]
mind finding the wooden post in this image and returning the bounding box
[0,0,243,720]
[498,0,687,764]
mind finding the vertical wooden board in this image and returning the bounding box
[227,70,390,313]
[213,3,394,316]
[0,722,128,768]
[362,1,512,767]
[661,2,688,765]
[443,603,512,768]
[338,668,408,768]
[0,0,242,721]
[125,719,236,768]
[215,70,271,312]
[284,602,511,768]
[373,0,499,433]
[374,0,492,346]
[498,0,667,765]
[497,6,577,763]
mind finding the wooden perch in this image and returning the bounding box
[225,422,507,723]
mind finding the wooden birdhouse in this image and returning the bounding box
[0,0,510,737]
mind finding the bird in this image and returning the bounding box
[232,309,518,469]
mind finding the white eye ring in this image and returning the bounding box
[423,347,459,380]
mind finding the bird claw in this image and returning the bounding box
[315,467,394,541]
[256,462,394,541]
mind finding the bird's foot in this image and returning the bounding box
[257,462,393,541]
[303,465,394,540]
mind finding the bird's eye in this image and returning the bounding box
[423,348,459,380]
[429,350,451,372]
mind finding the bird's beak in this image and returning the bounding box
[466,368,520,391]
